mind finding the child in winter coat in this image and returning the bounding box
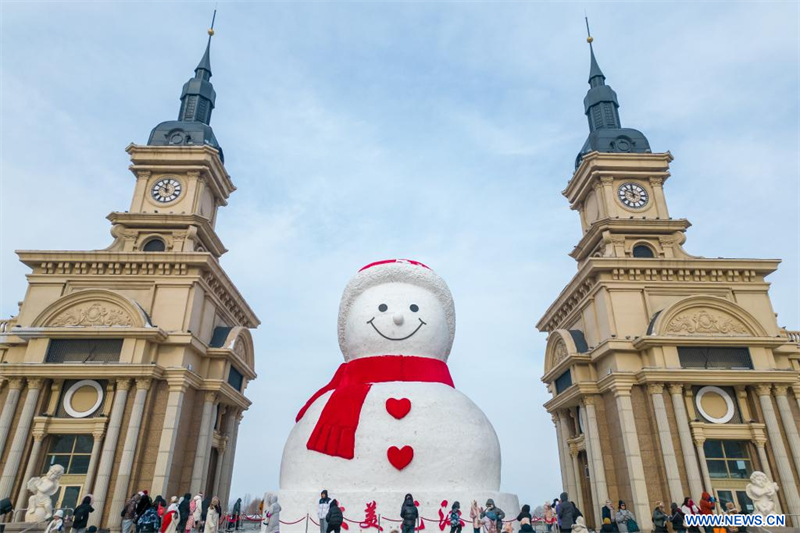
[470,501,482,533]
[450,502,463,533]
[44,510,64,533]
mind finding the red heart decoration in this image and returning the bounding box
[386,398,411,419]
[387,445,414,470]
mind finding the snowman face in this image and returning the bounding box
[343,282,451,361]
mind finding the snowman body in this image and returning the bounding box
[280,381,501,490]
[278,261,518,528]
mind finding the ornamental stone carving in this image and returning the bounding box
[50,302,133,327]
[553,339,568,364]
[666,308,749,336]
[234,339,247,359]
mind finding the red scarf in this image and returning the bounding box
[296,355,454,459]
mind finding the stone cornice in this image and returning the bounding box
[536,257,781,332]
[32,415,110,436]
[540,353,592,384]
[207,348,257,380]
[569,218,692,261]
[107,212,228,257]
[11,326,169,342]
[689,421,767,442]
[543,382,601,412]
[16,251,259,328]
[635,368,800,385]
[633,335,787,349]
[201,380,252,411]
[0,364,165,382]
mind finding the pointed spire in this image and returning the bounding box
[147,9,224,161]
[574,18,651,169]
[582,20,621,132]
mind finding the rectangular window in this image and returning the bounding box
[678,347,753,369]
[703,439,753,479]
[43,434,93,475]
[227,366,244,392]
[554,370,573,395]
[46,339,122,363]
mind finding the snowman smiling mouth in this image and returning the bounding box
[366,317,427,341]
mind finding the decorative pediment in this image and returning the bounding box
[544,329,588,375]
[650,295,767,338]
[216,325,255,373]
[32,289,150,329]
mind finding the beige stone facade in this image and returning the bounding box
[539,152,800,529]
[0,143,258,529]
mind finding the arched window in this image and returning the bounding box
[632,244,655,258]
[142,238,166,252]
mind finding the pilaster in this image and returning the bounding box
[667,383,703,499]
[0,378,44,499]
[613,385,652,530]
[647,383,684,503]
[89,379,132,527]
[151,381,188,496]
[754,385,800,524]
[0,378,24,460]
[108,378,152,531]
[191,391,218,494]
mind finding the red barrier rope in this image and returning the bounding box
[280,517,308,525]
[244,512,527,528]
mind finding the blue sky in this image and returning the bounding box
[1,0,798,511]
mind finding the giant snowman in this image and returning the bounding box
[279,259,519,528]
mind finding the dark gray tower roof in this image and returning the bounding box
[148,11,224,162]
[575,19,650,169]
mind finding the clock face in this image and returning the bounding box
[617,182,649,209]
[151,178,182,203]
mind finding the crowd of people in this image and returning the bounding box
[542,491,747,533]
[118,491,241,533]
[37,487,747,533]
[42,491,247,533]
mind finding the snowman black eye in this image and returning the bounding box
[378,304,388,312]
[410,304,419,312]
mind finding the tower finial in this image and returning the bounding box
[585,14,593,44]
[195,8,216,78]
[208,8,217,39]
[585,15,605,85]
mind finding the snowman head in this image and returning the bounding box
[338,259,456,361]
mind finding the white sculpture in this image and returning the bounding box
[25,464,65,523]
[746,471,779,516]
[279,259,518,530]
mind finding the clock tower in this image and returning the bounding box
[0,19,258,530]
[539,25,800,531]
